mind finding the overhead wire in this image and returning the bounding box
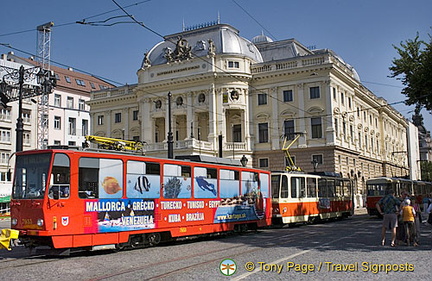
[1,1,414,139]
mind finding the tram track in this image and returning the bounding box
[87,217,370,280]
[0,216,371,280]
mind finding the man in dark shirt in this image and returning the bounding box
[376,189,401,247]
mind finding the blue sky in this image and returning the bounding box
[1,0,431,132]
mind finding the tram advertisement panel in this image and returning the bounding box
[84,199,156,233]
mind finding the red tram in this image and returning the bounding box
[3,147,271,254]
[271,172,354,225]
[365,177,432,216]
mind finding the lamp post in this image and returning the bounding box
[167,92,173,159]
[240,155,248,167]
[0,65,56,152]
[311,159,319,173]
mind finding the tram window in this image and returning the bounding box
[335,180,342,197]
[307,178,317,197]
[220,169,239,198]
[291,177,305,198]
[48,153,70,199]
[79,158,123,199]
[281,175,289,198]
[126,161,160,199]
[163,164,191,199]
[343,180,352,197]
[271,175,281,198]
[241,171,258,197]
[194,167,218,198]
[318,178,327,197]
[260,173,270,198]
[325,179,335,197]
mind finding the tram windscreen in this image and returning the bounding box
[12,153,51,199]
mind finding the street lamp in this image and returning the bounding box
[167,92,173,159]
[311,159,319,173]
[240,155,248,167]
[0,65,56,152]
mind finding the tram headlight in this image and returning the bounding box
[11,218,17,226]
[37,219,44,227]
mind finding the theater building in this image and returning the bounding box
[88,23,411,196]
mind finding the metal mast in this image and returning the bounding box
[36,22,54,149]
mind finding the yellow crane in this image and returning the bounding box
[84,135,144,152]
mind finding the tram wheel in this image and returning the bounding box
[147,233,161,246]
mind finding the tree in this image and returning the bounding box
[389,31,432,111]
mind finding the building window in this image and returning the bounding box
[333,87,337,100]
[258,123,269,143]
[67,97,74,109]
[114,113,121,123]
[54,116,61,129]
[334,118,338,136]
[340,92,344,105]
[23,132,31,144]
[358,132,362,147]
[312,154,323,165]
[97,115,104,125]
[228,61,239,68]
[90,82,96,89]
[311,117,322,138]
[2,129,12,143]
[133,110,139,121]
[79,99,85,111]
[54,94,61,107]
[22,111,31,123]
[65,76,71,83]
[232,124,242,142]
[1,152,10,164]
[258,93,267,105]
[348,97,352,108]
[82,120,89,136]
[310,86,320,99]
[259,158,269,168]
[284,120,295,140]
[75,79,86,86]
[283,90,293,102]
[69,118,76,135]
[54,140,61,145]
[0,108,11,121]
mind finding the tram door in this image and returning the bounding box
[47,153,72,231]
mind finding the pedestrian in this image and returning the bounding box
[423,194,430,214]
[400,199,417,246]
[376,189,401,247]
[411,197,421,245]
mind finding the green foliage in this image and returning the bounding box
[389,31,432,110]
[420,161,432,181]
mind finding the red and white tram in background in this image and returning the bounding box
[3,147,271,254]
[271,171,354,225]
[365,177,432,216]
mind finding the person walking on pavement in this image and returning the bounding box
[376,189,401,247]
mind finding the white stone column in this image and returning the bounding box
[141,98,152,143]
[271,87,280,150]
[297,83,306,148]
[186,92,193,139]
[106,110,111,137]
[209,86,217,149]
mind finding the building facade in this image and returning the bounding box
[88,23,412,200]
